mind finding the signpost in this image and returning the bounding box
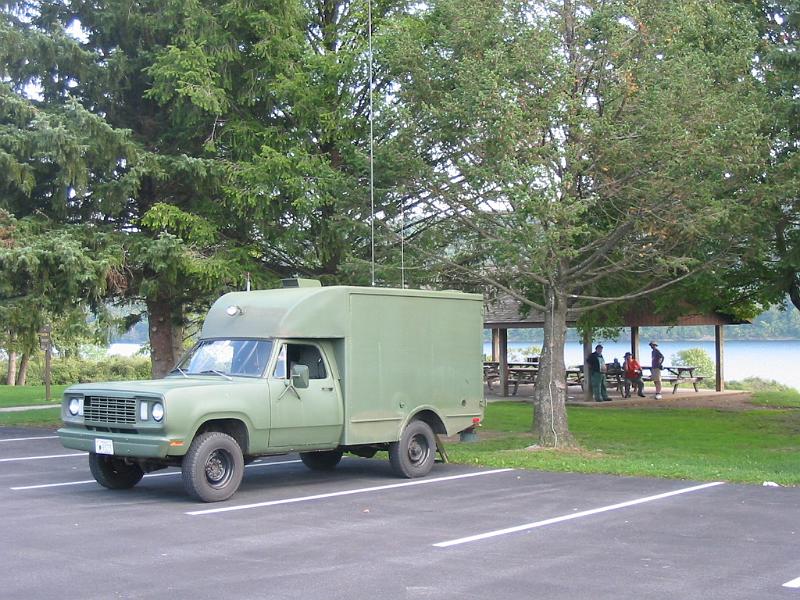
[38,325,52,402]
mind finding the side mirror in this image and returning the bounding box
[290,364,310,389]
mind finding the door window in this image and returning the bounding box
[272,344,327,380]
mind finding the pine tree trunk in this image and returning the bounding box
[16,353,30,386]
[6,350,17,386]
[147,297,183,379]
[531,288,574,448]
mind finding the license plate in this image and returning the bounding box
[95,438,114,455]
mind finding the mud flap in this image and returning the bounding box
[435,433,449,464]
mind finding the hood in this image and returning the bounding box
[64,376,246,397]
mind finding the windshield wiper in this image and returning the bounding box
[169,367,189,378]
[199,370,233,381]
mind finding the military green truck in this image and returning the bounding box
[58,280,484,502]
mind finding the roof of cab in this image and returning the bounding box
[200,285,481,339]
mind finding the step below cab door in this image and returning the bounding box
[267,340,343,448]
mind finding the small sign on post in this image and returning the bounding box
[38,325,52,402]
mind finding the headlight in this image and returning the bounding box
[151,402,164,422]
[68,397,81,416]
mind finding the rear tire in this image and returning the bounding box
[299,450,343,471]
[389,420,436,478]
[182,432,244,502]
[89,453,144,490]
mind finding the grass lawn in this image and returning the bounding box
[446,392,800,486]
[0,385,67,408]
[0,407,61,427]
[2,387,798,486]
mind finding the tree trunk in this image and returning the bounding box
[146,297,183,379]
[16,353,30,386]
[6,350,17,386]
[531,288,574,448]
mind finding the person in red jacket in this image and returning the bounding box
[623,352,645,398]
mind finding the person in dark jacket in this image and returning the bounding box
[586,344,611,402]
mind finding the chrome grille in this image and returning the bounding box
[84,396,136,424]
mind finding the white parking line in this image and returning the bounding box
[10,459,303,490]
[187,468,515,516]
[783,576,800,589]
[0,453,84,463]
[433,481,725,548]
[0,435,59,442]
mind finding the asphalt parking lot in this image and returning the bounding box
[2,426,798,600]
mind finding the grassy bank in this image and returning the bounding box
[0,385,65,427]
[0,385,67,408]
[447,392,800,486]
[0,407,61,427]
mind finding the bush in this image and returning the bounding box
[725,378,792,392]
[671,348,714,376]
[15,355,151,385]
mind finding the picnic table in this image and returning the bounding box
[484,362,538,395]
[643,365,704,393]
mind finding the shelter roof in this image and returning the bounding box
[483,295,748,329]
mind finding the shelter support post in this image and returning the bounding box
[715,325,724,392]
[491,328,500,361]
[631,326,640,359]
[582,331,592,402]
[499,328,509,397]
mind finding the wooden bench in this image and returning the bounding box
[485,368,537,396]
[663,376,705,393]
[566,370,584,390]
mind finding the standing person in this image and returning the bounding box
[586,344,611,402]
[649,341,665,399]
[623,352,645,398]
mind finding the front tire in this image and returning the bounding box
[299,450,343,471]
[182,432,244,502]
[89,453,144,490]
[389,420,436,478]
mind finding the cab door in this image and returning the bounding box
[267,341,343,448]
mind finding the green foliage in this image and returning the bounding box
[0,0,278,374]
[732,0,800,313]
[2,355,151,386]
[387,0,771,445]
[725,377,794,393]
[671,348,715,378]
[0,213,123,353]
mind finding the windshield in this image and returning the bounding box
[173,339,273,378]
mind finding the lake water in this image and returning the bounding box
[483,339,800,391]
[108,343,144,357]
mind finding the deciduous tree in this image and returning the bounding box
[387,0,768,446]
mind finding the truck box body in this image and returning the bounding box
[202,286,484,445]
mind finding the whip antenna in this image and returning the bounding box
[368,0,375,286]
[401,200,405,288]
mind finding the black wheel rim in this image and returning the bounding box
[205,449,234,489]
[407,434,431,466]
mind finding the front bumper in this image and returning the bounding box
[57,427,176,459]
